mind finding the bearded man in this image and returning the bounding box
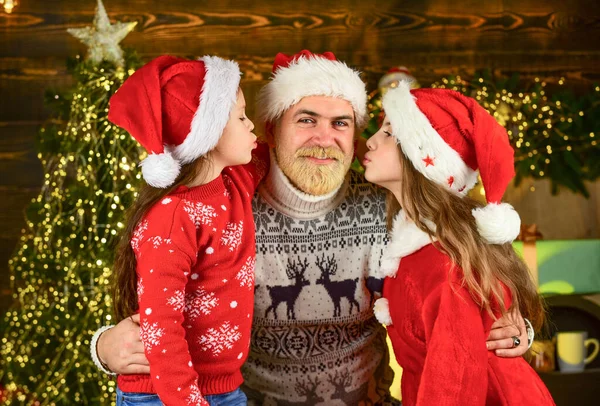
[92,50,532,405]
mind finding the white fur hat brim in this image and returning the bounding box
[257,56,367,127]
[172,55,241,164]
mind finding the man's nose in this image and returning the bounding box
[312,122,336,147]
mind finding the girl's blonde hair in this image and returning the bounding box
[112,157,211,321]
[387,146,545,332]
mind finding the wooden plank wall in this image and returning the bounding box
[1,0,600,313]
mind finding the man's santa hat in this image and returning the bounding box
[383,82,521,244]
[257,50,367,126]
[108,55,241,188]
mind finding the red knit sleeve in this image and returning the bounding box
[134,202,209,406]
[416,272,489,406]
[229,142,270,192]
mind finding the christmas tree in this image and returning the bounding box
[0,1,140,404]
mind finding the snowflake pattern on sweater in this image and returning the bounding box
[184,289,219,320]
[183,201,218,228]
[235,256,255,289]
[197,321,242,356]
[140,319,164,354]
[221,220,243,251]
[131,219,148,252]
[137,277,144,298]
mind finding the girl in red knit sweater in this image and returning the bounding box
[363,83,555,406]
[107,56,267,406]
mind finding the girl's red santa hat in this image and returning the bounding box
[257,50,367,126]
[383,82,521,244]
[108,55,241,188]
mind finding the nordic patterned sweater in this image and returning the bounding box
[117,154,268,405]
[242,155,394,405]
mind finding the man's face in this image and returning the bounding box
[270,96,355,196]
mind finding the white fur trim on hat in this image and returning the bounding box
[173,55,241,163]
[383,82,479,195]
[140,151,181,188]
[374,298,393,326]
[472,202,521,244]
[258,56,368,127]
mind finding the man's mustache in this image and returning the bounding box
[295,146,345,162]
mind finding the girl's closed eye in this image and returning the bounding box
[384,130,393,137]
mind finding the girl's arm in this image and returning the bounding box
[135,212,209,406]
[232,142,270,191]
[417,281,489,406]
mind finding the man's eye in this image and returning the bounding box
[298,118,314,124]
[333,121,348,127]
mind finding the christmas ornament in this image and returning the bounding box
[68,0,137,67]
[378,66,420,94]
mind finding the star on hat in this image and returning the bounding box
[68,0,137,67]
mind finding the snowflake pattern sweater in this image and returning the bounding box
[117,151,268,405]
[375,212,555,406]
[242,153,395,405]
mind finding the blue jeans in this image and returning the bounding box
[116,387,247,406]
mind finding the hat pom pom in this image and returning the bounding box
[140,151,181,188]
[373,298,393,326]
[472,202,521,244]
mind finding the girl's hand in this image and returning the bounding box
[486,307,529,357]
[97,314,150,374]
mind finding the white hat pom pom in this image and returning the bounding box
[374,298,393,326]
[140,151,181,188]
[472,202,521,244]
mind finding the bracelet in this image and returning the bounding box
[90,325,117,376]
[524,318,534,349]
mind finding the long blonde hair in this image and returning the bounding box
[112,156,211,321]
[387,147,545,331]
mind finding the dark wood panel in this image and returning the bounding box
[0,237,17,316]
[1,7,599,60]
[0,124,44,188]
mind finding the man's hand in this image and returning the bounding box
[97,314,149,374]
[486,307,529,357]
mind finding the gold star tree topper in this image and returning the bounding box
[68,0,137,67]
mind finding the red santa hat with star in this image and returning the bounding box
[383,81,521,244]
[108,55,241,188]
[257,50,367,127]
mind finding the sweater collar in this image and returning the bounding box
[379,210,436,278]
[257,150,349,219]
[172,174,225,201]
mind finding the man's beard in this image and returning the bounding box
[276,145,352,196]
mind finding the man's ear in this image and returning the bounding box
[265,121,276,148]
